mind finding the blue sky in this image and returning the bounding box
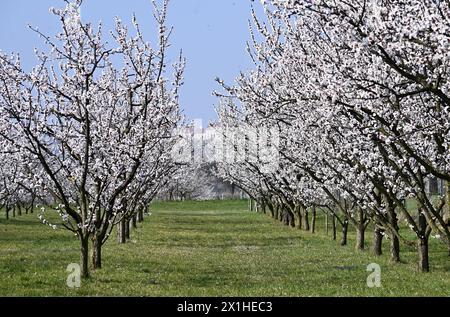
[0,0,257,123]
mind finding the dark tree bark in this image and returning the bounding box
[273,203,279,220]
[418,236,429,272]
[386,197,401,263]
[340,220,348,246]
[445,181,450,256]
[92,237,102,269]
[390,234,401,263]
[373,227,383,256]
[118,218,126,244]
[80,235,90,278]
[261,201,267,214]
[268,202,275,219]
[355,208,366,251]
[356,224,365,251]
[417,211,430,272]
[132,214,137,229]
[137,207,144,223]
[288,209,295,228]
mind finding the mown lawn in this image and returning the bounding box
[0,199,449,296]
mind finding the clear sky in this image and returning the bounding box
[0,0,256,123]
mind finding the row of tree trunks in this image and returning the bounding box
[117,206,148,244]
[262,193,445,272]
[262,200,406,263]
[3,201,36,219]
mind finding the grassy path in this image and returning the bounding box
[0,200,449,296]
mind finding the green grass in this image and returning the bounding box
[0,199,449,296]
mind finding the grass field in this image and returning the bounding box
[0,199,449,296]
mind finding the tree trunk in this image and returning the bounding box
[92,236,102,269]
[288,209,295,228]
[132,214,137,229]
[303,207,310,231]
[445,181,450,256]
[332,214,337,241]
[418,237,430,272]
[125,219,130,240]
[445,180,450,228]
[311,205,316,233]
[80,236,89,278]
[268,203,275,219]
[282,211,288,226]
[373,227,383,256]
[5,206,9,220]
[325,212,329,235]
[355,208,366,250]
[295,205,302,230]
[340,220,348,246]
[417,211,430,272]
[386,196,400,262]
[356,224,365,251]
[390,233,400,263]
[17,204,22,216]
[118,218,126,244]
[137,208,144,223]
